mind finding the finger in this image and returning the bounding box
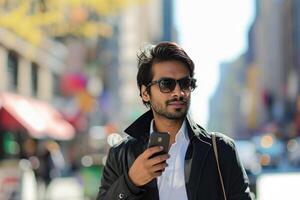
[148,154,169,165]
[152,171,163,178]
[143,146,164,159]
[151,162,168,173]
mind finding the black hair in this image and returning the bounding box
[136,41,195,107]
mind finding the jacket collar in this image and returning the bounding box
[124,109,212,145]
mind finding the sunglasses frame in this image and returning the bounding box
[147,76,196,93]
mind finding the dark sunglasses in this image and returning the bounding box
[147,76,196,93]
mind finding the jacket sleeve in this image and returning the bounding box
[96,145,146,200]
[216,133,253,200]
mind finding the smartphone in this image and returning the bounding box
[147,131,170,158]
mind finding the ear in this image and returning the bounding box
[141,85,150,102]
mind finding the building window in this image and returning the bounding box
[7,51,18,91]
[31,63,39,96]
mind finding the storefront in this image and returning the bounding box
[0,92,75,199]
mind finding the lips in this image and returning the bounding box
[167,101,187,108]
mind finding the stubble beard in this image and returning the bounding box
[150,98,190,120]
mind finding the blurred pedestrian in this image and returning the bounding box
[38,140,65,185]
[97,42,252,200]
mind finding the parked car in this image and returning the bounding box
[252,134,285,168]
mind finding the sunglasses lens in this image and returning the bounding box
[179,78,192,91]
[159,78,176,92]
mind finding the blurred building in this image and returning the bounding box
[208,0,300,138]
[117,0,177,127]
[0,27,75,140]
[246,0,299,136]
[0,28,67,100]
[208,56,248,138]
[249,0,286,127]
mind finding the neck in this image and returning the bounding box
[153,114,185,145]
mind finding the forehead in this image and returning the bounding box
[152,60,189,79]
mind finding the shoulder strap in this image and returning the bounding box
[212,132,227,200]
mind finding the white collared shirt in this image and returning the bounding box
[150,120,189,200]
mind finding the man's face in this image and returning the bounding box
[142,60,191,120]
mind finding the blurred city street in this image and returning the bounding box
[1,0,300,199]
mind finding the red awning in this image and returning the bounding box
[0,92,75,140]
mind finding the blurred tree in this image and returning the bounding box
[0,0,145,45]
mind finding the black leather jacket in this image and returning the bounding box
[97,110,252,200]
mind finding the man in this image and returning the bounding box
[97,42,252,200]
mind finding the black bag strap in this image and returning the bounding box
[212,132,227,200]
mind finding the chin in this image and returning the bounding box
[166,111,187,120]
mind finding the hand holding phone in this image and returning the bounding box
[128,145,169,186]
[128,131,170,186]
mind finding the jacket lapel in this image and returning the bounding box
[185,115,212,199]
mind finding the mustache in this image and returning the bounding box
[166,97,187,104]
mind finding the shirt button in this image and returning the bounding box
[118,193,124,199]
